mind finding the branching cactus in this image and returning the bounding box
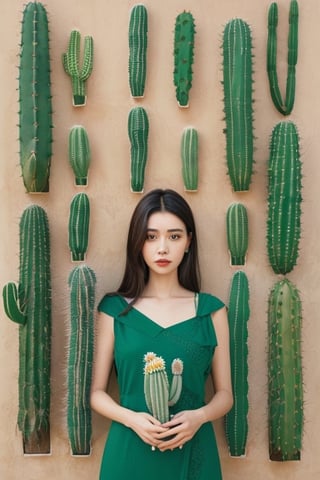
[128,106,149,192]
[222,19,254,191]
[225,271,249,457]
[68,265,96,455]
[173,11,195,107]
[267,1,299,115]
[268,279,303,461]
[2,205,51,454]
[129,4,148,97]
[267,121,302,274]
[62,30,94,106]
[181,127,198,192]
[143,353,183,423]
[68,125,91,186]
[226,203,249,266]
[19,2,53,193]
[68,193,90,262]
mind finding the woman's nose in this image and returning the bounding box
[158,239,168,254]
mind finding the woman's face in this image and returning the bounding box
[141,211,191,276]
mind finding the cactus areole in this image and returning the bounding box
[19,2,53,193]
[268,279,303,461]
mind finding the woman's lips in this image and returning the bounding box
[155,259,171,266]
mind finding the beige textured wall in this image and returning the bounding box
[1,0,319,478]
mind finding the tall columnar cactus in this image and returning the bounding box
[128,106,149,192]
[268,279,303,461]
[143,353,183,424]
[129,4,148,97]
[173,11,195,107]
[2,205,51,454]
[62,30,94,106]
[68,265,96,455]
[225,271,250,457]
[222,19,254,192]
[267,0,299,116]
[68,193,90,261]
[181,127,198,192]
[68,125,91,186]
[267,121,302,275]
[226,203,249,266]
[19,2,53,193]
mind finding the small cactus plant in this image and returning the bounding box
[225,271,250,457]
[62,30,94,106]
[2,205,51,454]
[267,1,299,115]
[222,18,254,191]
[67,265,96,456]
[267,121,302,275]
[173,11,195,107]
[129,4,148,97]
[18,2,53,193]
[181,127,198,191]
[68,193,90,262]
[68,125,91,186]
[268,279,303,461]
[128,106,149,192]
[226,203,249,266]
[143,353,183,424]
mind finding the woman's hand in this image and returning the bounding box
[156,409,205,452]
[128,411,170,448]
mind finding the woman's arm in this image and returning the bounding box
[90,311,168,447]
[157,306,233,451]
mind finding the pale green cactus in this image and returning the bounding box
[181,127,198,191]
[62,30,94,106]
[143,353,183,423]
[68,125,91,186]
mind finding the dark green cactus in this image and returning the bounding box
[129,4,148,97]
[268,279,303,461]
[225,271,249,457]
[68,125,91,186]
[19,2,53,193]
[2,205,51,454]
[226,203,248,266]
[267,1,299,115]
[173,11,195,107]
[267,121,302,275]
[143,353,183,424]
[181,127,198,191]
[128,106,149,192]
[222,19,254,191]
[68,193,90,262]
[62,30,94,106]
[68,265,96,455]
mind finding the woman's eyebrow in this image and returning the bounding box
[146,228,184,232]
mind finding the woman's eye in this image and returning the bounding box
[170,234,181,240]
[146,234,156,241]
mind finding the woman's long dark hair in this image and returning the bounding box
[117,189,201,303]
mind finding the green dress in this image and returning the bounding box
[98,292,224,480]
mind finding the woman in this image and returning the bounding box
[91,189,233,479]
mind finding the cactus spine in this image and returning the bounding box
[19,2,53,193]
[181,127,198,192]
[225,271,249,457]
[267,1,299,115]
[268,279,303,461]
[68,265,96,455]
[226,203,248,266]
[2,205,51,454]
[128,106,149,192]
[62,30,94,106]
[68,193,90,262]
[143,353,183,423]
[129,4,148,97]
[68,125,91,186]
[267,121,302,275]
[173,11,195,107]
[222,19,254,191]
